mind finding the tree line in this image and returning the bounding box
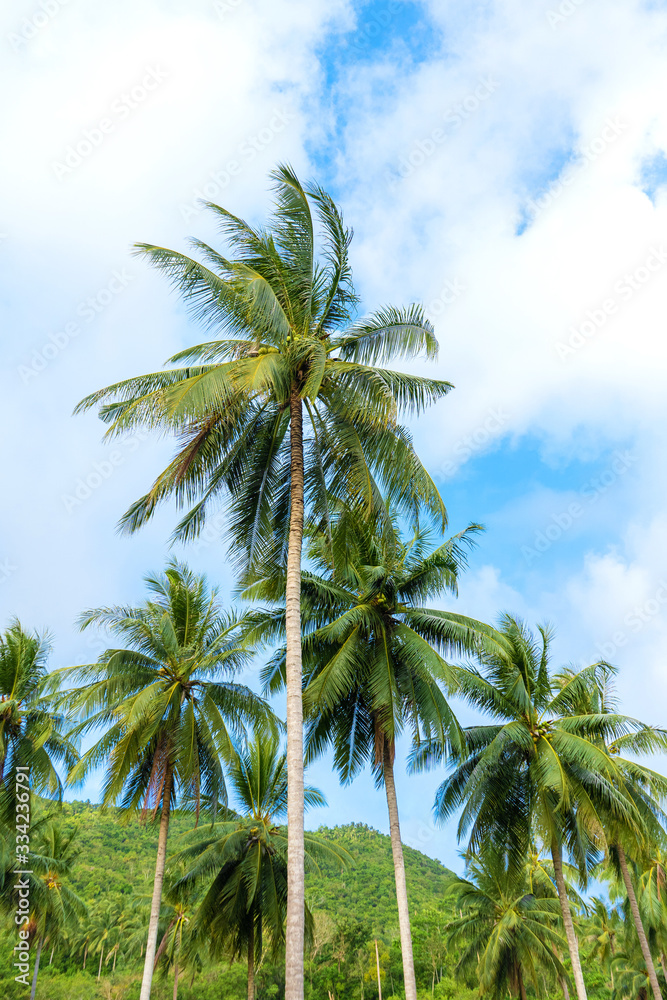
[2,166,666,1000]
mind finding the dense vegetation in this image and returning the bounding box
[2,167,666,1000]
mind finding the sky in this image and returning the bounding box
[2,0,667,873]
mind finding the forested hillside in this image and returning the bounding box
[0,802,611,1000]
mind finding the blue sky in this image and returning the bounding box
[2,0,667,873]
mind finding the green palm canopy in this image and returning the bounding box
[0,620,77,819]
[74,164,450,565]
[445,846,569,1000]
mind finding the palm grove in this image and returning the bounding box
[2,167,667,1000]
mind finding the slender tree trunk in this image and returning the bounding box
[660,954,667,983]
[383,745,418,1000]
[551,840,587,1000]
[617,845,663,1000]
[560,975,571,1000]
[97,947,104,981]
[375,939,382,1000]
[139,766,173,1000]
[83,943,88,970]
[248,920,255,1000]
[112,945,117,973]
[29,935,44,1000]
[173,960,179,1000]
[285,389,305,1000]
[518,965,527,1000]
[49,945,54,965]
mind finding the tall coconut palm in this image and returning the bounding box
[639,849,667,981]
[28,820,87,1000]
[49,561,275,1000]
[74,165,451,1000]
[584,897,622,987]
[558,664,667,1000]
[0,620,78,819]
[445,846,569,999]
[171,727,349,1000]
[416,615,646,1000]
[153,896,194,1000]
[247,510,485,1000]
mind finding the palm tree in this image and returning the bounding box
[639,849,667,982]
[27,820,87,1000]
[418,615,646,1000]
[89,899,119,982]
[444,846,569,999]
[556,663,667,1000]
[583,897,622,987]
[0,620,77,818]
[171,727,350,1000]
[50,561,275,1000]
[74,165,451,1000]
[153,897,193,1000]
[248,510,483,1000]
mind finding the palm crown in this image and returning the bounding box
[445,846,569,1000]
[0,620,77,811]
[53,561,273,817]
[170,729,348,998]
[250,511,484,778]
[74,165,451,571]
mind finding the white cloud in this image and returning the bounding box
[4,0,667,845]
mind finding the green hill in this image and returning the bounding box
[0,801,463,1000]
[0,802,611,1000]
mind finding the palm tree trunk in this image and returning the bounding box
[173,960,179,1000]
[29,935,44,1000]
[139,765,173,1000]
[49,945,54,965]
[660,954,667,983]
[375,939,382,1000]
[551,840,587,1000]
[112,945,117,973]
[518,965,527,1000]
[617,844,663,1000]
[285,388,305,1000]
[83,943,88,970]
[383,744,418,1000]
[560,976,571,1000]
[248,919,255,1000]
[98,948,104,981]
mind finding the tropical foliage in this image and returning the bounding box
[3,167,667,1000]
